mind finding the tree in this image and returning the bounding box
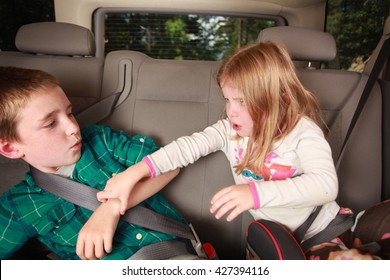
[326,0,390,70]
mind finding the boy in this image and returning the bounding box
[0,66,184,260]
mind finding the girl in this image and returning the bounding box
[97,41,381,259]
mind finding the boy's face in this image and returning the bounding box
[12,86,82,173]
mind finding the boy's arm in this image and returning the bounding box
[77,168,179,259]
[76,198,121,260]
[96,160,152,214]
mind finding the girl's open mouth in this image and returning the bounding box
[232,123,240,131]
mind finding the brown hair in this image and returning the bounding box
[216,41,325,174]
[0,67,60,141]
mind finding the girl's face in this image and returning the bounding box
[222,82,254,137]
[12,86,82,173]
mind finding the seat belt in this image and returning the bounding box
[30,167,209,259]
[75,92,120,129]
[300,212,354,252]
[30,167,196,241]
[296,40,390,250]
[336,37,390,169]
[293,205,322,243]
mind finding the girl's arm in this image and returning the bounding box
[126,168,180,208]
[144,119,229,177]
[97,119,230,213]
[209,119,337,221]
[97,163,179,214]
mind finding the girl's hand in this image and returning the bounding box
[210,184,254,222]
[96,161,152,215]
[76,198,121,260]
[96,170,135,215]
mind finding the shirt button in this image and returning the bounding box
[139,138,144,143]
[136,233,143,240]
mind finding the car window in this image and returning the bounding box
[0,0,388,71]
[325,0,389,71]
[99,10,280,60]
[0,0,54,51]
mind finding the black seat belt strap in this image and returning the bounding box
[293,205,322,243]
[336,37,390,169]
[300,213,355,252]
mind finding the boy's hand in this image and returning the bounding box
[210,184,254,222]
[76,198,121,260]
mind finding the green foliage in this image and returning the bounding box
[326,0,390,70]
[104,13,276,60]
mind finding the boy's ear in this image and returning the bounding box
[0,139,23,159]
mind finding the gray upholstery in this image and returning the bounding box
[258,27,382,212]
[258,26,337,62]
[101,27,383,258]
[15,22,96,56]
[299,70,382,212]
[0,23,385,259]
[101,51,250,259]
[0,22,104,114]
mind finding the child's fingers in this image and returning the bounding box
[103,236,113,254]
[213,198,236,220]
[225,206,243,222]
[119,199,128,215]
[96,190,112,202]
[210,187,232,205]
[210,188,234,214]
[76,237,86,260]
[96,190,104,201]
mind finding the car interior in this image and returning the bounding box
[0,0,389,260]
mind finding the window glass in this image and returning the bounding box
[0,0,54,51]
[104,12,278,60]
[325,0,389,71]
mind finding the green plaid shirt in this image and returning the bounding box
[0,125,185,259]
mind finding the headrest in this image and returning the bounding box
[15,22,96,56]
[258,26,336,62]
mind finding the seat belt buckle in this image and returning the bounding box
[189,224,207,258]
[189,224,206,258]
[188,224,218,259]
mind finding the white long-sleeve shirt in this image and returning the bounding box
[144,117,341,240]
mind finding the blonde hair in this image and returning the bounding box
[216,41,325,174]
[0,67,60,141]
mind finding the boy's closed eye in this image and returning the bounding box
[43,120,56,129]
